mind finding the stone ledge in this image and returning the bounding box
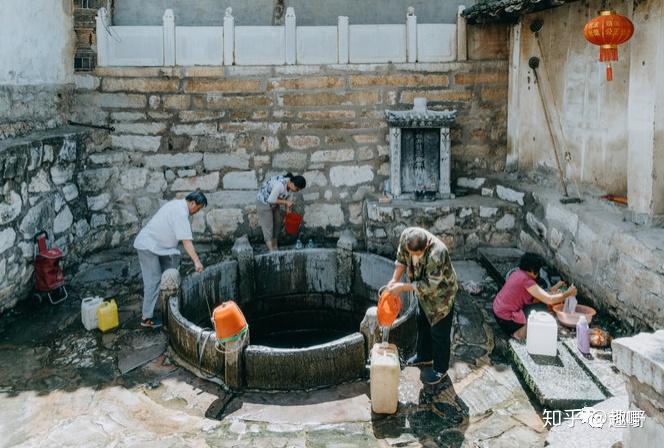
[613,331,664,394]
[93,61,509,79]
[0,125,91,153]
[508,339,607,410]
[367,194,516,210]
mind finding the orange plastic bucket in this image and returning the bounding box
[377,288,402,327]
[284,212,303,235]
[212,301,248,343]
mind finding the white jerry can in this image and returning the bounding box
[81,296,104,331]
[526,311,558,357]
[370,342,400,414]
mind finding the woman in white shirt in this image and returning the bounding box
[256,172,306,251]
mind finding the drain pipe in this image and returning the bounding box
[68,120,115,132]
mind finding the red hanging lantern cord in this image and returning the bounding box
[583,10,634,81]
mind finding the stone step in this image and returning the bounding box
[508,339,607,410]
[561,338,623,397]
[477,246,524,286]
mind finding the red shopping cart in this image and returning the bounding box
[33,231,68,305]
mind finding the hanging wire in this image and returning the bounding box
[100,0,121,42]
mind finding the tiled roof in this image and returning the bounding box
[463,0,579,24]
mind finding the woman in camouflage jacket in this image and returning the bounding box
[386,227,458,384]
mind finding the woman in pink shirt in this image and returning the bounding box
[493,253,577,341]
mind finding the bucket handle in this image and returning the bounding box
[33,230,48,243]
[378,285,388,299]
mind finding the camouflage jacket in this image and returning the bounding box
[396,228,458,325]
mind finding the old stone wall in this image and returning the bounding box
[364,195,521,259]
[71,62,508,245]
[457,174,664,331]
[0,0,75,140]
[0,127,117,312]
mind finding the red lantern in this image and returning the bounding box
[583,10,634,81]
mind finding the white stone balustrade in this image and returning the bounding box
[613,331,664,447]
[95,6,465,67]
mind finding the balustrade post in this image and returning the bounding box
[95,7,110,66]
[337,16,349,64]
[285,7,297,64]
[457,5,468,61]
[223,7,235,65]
[163,9,176,66]
[406,7,417,63]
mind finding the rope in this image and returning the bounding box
[195,329,216,380]
[213,327,249,355]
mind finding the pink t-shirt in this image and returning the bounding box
[493,269,537,325]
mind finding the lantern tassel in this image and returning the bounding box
[600,46,618,62]
[606,63,613,81]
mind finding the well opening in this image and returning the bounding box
[242,293,371,348]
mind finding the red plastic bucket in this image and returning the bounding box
[212,301,249,343]
[284,212,303,236]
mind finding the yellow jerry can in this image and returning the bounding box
[97,300,119,332]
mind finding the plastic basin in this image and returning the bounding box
[552,304,596,328]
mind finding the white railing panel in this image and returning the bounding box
[417,24,457,62]
[106,26,163,66]
[349,25,406,63]
[296,26,337,65]
[176,27,224,66]
[235,26,285,65]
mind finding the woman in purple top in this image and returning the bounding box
[492,253,577,341]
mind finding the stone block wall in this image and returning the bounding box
[0,127,113,312]
[364,195,521,258]
[458,174,664,331]
[0,85,73,140]
[71,62,507,244]
[613,331,664,446]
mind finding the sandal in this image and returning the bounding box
[141,318,163,329]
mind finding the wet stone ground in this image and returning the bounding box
[0,259,621,447]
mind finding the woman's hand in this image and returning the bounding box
[565,285,577,297]
[386,282,404,295]
[549,281,567,293]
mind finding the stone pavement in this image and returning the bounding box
[1,259,614,448]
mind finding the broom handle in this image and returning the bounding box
[532,38,570,197]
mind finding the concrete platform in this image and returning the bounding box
[508,339,607,410]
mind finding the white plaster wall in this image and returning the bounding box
[0,0,73,85]
[627,0,664,216]
[509,0,632,194]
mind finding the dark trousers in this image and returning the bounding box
[416,301,455,374]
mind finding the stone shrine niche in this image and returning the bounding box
[385,98,457,200]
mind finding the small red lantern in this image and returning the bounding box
[583,10,634,81]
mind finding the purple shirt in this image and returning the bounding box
[493,269,537,324]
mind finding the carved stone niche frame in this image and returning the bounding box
[385,98,457,200]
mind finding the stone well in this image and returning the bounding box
[161,232,417,390]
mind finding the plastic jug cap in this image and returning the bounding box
[578,315,587,323]
[529,311,553,322]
